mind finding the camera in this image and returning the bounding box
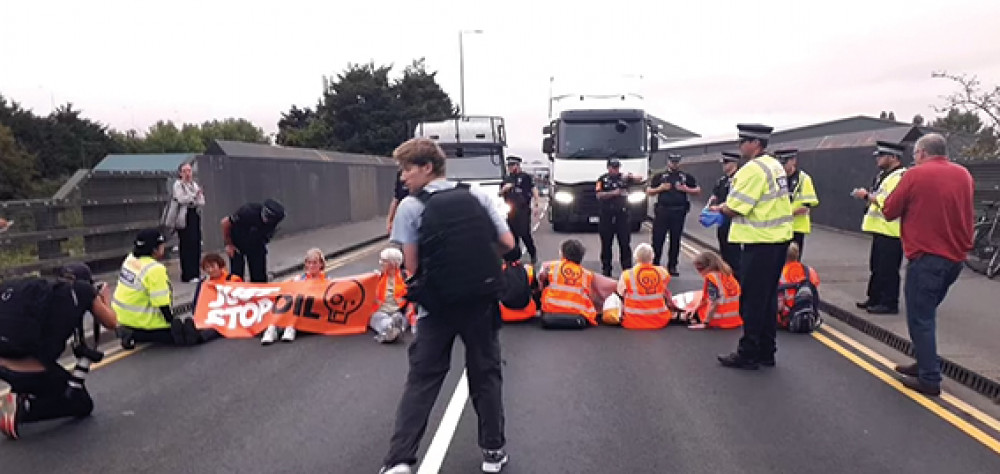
[65,340,105,397]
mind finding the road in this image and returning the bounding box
[3,221,1000,473]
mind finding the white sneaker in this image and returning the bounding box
[261,325,278,345]
[281,327,296,342]
[378,326,401,344]
[482,449,509,473]
[378,464,412,474]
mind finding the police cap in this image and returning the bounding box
[506,155,523,165]
[667,153,682,163]
[262,198,285,222]
[721,151,741,163]
[737,123,774,141]
[607,158,622,168]
[60,262,94,284]
[874,140,906,158]
[774,148,799,162]
[134,228,165,250]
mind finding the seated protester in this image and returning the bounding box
[262,248,326,345]
[499,246,538,323]
[616,243,682,330]
[687,250,743,330]
[0,263,118,440]
[189,253,244,343]
[537,239,597,328]
[777,242,822,333]
[114,229,201,348]
[369,247,411,343]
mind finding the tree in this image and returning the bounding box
[276,105,321,147]
[0,124,40,199]
[109,118,268,153]
[933,71,1000,159]
[395,58,459,132]
[199,118,268,149]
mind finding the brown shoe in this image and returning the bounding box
[900,376,941,396]
[894,363,919,377]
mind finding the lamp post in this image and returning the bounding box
[459,29,483,117]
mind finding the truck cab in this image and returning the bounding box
[542,97,658,232]
[413,116,512,218]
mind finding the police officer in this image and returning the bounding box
[712,124,793,370]
[852,140,907,315]
[596,158,642,277]
[648,153,700,276]
[113,229,200,348]
[775,148,819,257]
[708,151,742,278]
[220,198,286,283]
[500,155,540,265]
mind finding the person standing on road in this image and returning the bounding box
[711,123,793,370]
[852,140,907,315]
[775,149,819,257]
[173,163,205,283]
[379,138,514,474]
[500,155,540,266]
[708,151,743,278]
[596,158,642,277]
[220,199,285,283]
[648,153,700,276]
[882,133,973,396]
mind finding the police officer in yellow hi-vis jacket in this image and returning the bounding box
[852,140,907,315]
[113,229,200,348]
[711,124,793,370]
[775,148,819,257]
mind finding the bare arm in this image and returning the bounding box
[403,243,419,275]
[387,198,400,233]
[91,285,118,330]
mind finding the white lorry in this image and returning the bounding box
[541,80,659,232]
[413,115,512,218]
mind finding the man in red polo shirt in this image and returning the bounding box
[882,133,974,396]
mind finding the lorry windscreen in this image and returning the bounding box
[557,119,644,158]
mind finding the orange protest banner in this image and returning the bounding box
[192,273,380,338]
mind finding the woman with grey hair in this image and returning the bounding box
[369,247,409,343]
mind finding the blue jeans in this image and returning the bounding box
[904,254,962,386]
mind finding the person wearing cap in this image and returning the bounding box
[0,263,119,440]
[596,158,643,277]
[851,140,907,315]
[711,124,793,370]
[708,151,743,277]
[776,149,819,257]
[112,229,200,348]
[647,153,700,276]
[500,155,541,265]
[220,198,286,283]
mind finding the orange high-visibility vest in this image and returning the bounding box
[620,264,672,330]
[373,270,416,324]
[541,260,597,325]
[699,271,743,329]
[778,262,820,311]
[500,263,538,322]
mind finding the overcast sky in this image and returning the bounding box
[3,0,999,162]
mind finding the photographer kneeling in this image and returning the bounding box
[0,263,118,440]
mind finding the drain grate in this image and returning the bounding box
[681,230,1000,403]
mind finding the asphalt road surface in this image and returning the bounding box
[3,220,1000,473]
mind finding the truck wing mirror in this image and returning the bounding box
[542,125,552,135]
[542,137,554,154]
[650,135,659,152]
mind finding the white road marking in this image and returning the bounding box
[417,370,470,474]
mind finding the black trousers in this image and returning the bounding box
[507,206,537,260]
[231,244,268,283]
[178,210,202,281]
[651,207,686,269]
[736,242,789,362]
[792,232,806,258]
[717,220,742,280]
[598,208,632,275]
[866,234,903,309]
[0,363,94,424]
[384,300,505,467]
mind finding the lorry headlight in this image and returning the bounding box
[627,191,646,204]
[498,201,512,217]
[554,191,574,204]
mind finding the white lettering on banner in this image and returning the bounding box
[205,285,282,329]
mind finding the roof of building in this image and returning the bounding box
[93,153,196,172]
[204,140,395,166]
[648,115,700,141]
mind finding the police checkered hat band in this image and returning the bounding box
[721,151,740,162]
[774,148,799,161]
[506,155,523,164]
[668,153,682,162]
[737,123,774,141]
[874,140,905,157]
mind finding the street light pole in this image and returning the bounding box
[459,29,482,118]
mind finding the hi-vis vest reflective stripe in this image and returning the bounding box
[790,171,819,234]
[700,271,742,329]
[621,264,671,330]
[541,261,596,325]
[501,264,538,322]
[726,155,795,244]
[861,167,906,237]
[113,254,172,330]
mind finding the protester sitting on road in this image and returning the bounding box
[1,263,118,440]
[686,250,743,330]
[538,239,598,328]
[114,229,202,348]
[220,198,286,283]
[499,246,539,323]
[616,243,680,330]
[776,243,821,331]
[369,247,410,343]
[261,248,326,345]
[188,253,243,344]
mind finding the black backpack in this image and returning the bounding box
[0,277,55,357]
[500,264,531,310]
[411,184,504,312]
[778,266,822,334]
